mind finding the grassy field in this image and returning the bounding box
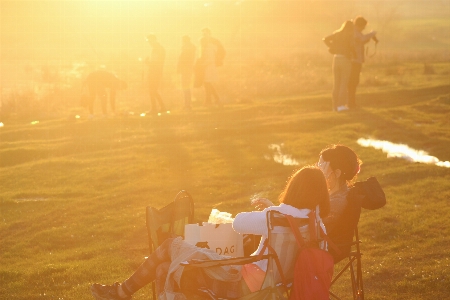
[1,70,450,300]
[1,1,450,299]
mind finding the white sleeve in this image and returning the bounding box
[357,31,377,44]
[232,210,268,236]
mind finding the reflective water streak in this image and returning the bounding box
[15,197,48,202]
[357,138,450,168]
[265,143,299,166]
[0,122,4,127]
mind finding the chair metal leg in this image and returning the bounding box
[329,290,342,300]
[331,256,357,285]
[151,281,156,300]
[355,255,364,300]
[349,259,357,299]
[354,228,364,300]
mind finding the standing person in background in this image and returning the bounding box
[348,16,378,110]
[323,21,355,112]
[177,35,196,111]
[199,28,225,107]
[146,34,166,114]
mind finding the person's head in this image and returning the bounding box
[354,16,368,31]
[202,27,211,38]
[146,34,157,46]
[279,166,330,218]
[317,145,362,193]
[336,20,354,35]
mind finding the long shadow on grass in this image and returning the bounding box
[142,116,194,194]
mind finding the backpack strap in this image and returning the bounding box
[285,214,308,248]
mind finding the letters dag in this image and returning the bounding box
[195,241,235,255]
[185,223,244,257]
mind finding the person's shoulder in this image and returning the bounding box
[324,32,336,39]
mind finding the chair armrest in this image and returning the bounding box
[180,255,272,268]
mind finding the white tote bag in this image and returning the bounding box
[184,223,244,257]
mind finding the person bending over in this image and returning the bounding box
[83,70,127,116]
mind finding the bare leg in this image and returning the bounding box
[120,238,174,296]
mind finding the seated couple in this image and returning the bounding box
[91,144,362,300]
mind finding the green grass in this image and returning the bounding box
[1,80,450,299]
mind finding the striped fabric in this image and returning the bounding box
[261,211,312,289]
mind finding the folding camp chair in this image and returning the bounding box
[146,190,195,299]
[180,210,312,300]
[329,177,386,300]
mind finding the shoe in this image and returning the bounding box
[337,105,349,112]
[90,282,131,300]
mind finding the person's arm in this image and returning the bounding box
[233,210,268,236]
[356,31,377,45]
[322,34,334,48]
[251,198,274,211]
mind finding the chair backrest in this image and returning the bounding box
[261,210,311,289]
[327,194,362,263]
[146,190,195,253]
[328,177,386,263]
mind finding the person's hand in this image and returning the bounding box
[251,198,274,211]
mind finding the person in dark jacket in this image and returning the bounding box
[83,70,127,116]
[323,21,355,112]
